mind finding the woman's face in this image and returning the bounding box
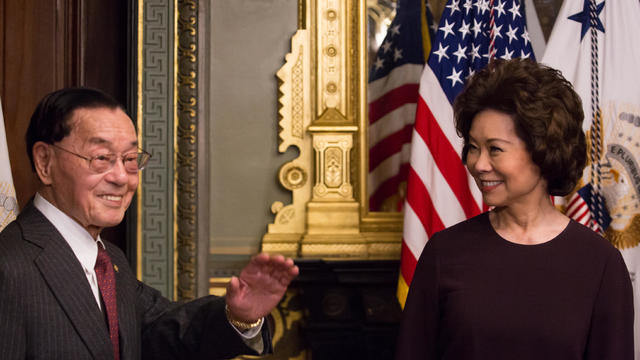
[465,109,548,208]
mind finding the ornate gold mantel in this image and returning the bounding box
[262,0,402,260]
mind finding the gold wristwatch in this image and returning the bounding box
[225,305,262,331]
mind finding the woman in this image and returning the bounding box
[395,59,634,359]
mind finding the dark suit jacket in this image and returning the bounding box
[0,203,271,359]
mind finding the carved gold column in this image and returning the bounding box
[262,0,402,260]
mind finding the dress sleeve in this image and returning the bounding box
[394,235,440,360]
[584,247,634,360]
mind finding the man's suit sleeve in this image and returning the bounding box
[137,282,272,360]
[106,245,271,360]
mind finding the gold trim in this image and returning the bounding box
[209,277,231,297]
[263,0,403,259]
[358,0,368,216]
[358,0,402,239]
[176,0,199,301]
[605,215,640,249]
[307,125,358,132]
[358,0,402,229]
[173,0,179,301]
[136,0,144,280]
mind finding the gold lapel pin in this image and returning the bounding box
[113,264,119,273]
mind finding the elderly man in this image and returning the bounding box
[0,88,298,359]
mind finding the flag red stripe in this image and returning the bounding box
[369,163,409,210]
[566,197,585,218]
[567,195,580,209]
[400,240,418,286]
[566,201,583,217]
[573,206,590,223]
[407,167,446,237]
[369,84,420,125]
[415,97,482,218]
[369,124,413,171]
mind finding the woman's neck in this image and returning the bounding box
[489,197,569,245]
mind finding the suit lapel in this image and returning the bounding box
[19,204,113,360]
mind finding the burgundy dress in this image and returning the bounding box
[395,212,634,360]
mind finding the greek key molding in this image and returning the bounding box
[139,0,175,297]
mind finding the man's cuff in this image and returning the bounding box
[230,318,264,353]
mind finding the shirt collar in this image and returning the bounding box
[33,193,103,270]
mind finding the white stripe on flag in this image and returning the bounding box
[368,64,424,102]
[410,130,467,228]
[368,143,412,192]
[402,203,429,259]
[369,103,417,146]
[417,67,463,155]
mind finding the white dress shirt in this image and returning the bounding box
[34,193,104,310]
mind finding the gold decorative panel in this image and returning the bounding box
[311,133,354,200]
[262,0,402,260]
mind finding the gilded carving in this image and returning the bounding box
[338,183,351,197]
[317,0,346,115]
[325,45,338,57]
[280,164,308,190]
[263,0,403,261]
[301,243,368,257]
[314,184,328,197]
[291,46,305,139]
[367,242,402,258]
[262,242,300,256]
[276,31,310,153]
[278,208,296,225]
[177,0,198,301]
[311,133,353,201]
[324,147,342,187]
[263,27,312,257]
[326,81,337,94]
[318,107,348,123]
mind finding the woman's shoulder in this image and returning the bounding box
[563,220,618,250]
[430,212,492,248]
[560,220,625,267]
[435,212,490,237]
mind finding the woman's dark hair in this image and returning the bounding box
[453,58,586,196]
[25,87,125,171]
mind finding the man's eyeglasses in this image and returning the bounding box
[51,144,151,173]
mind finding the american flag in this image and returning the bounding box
[398,0,535,307]
[564,184,611,234]
[368,0,434,212]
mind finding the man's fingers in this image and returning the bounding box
[289,264,300,277]
[239,253,299,289]
[226,276,240,296]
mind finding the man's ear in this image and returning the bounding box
[32,142,54,185]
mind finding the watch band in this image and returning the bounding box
[225,304,262,331]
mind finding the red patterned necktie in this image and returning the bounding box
[95,245,120,360]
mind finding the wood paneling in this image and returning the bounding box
[1,0,66,209]
[1,0,128,249]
